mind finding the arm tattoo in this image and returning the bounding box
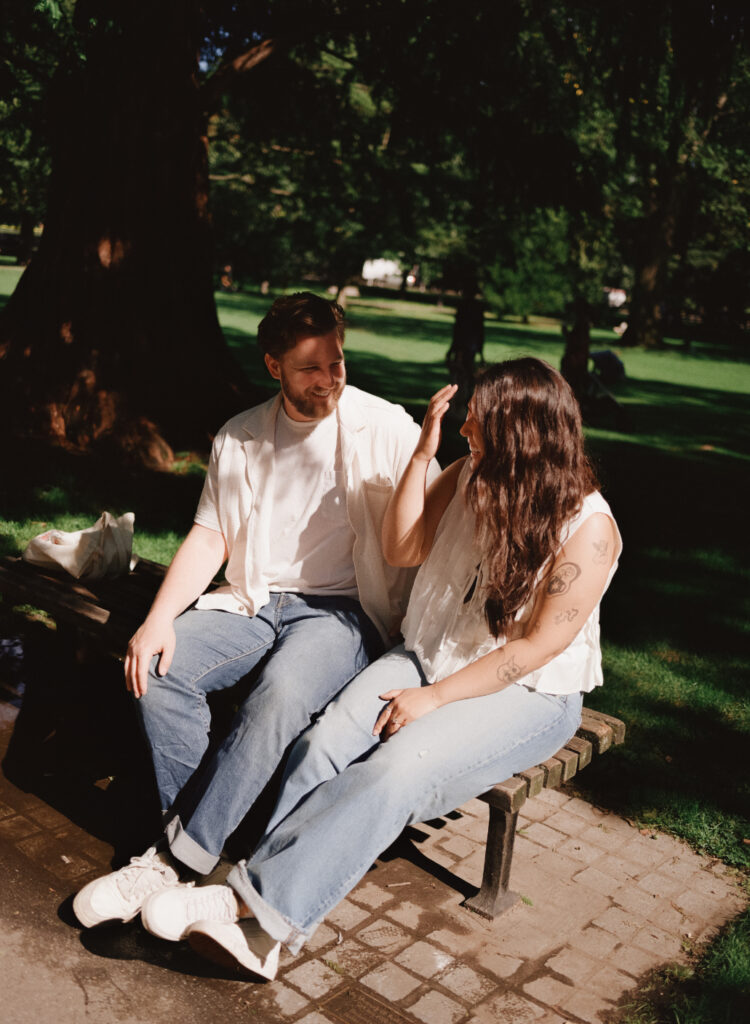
[592,540,609,565]
[546,562,581,596]
[554,608,579,625]
[496,653,525,684]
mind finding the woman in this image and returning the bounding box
[141,357,622,979]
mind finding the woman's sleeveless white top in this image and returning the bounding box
[401,460,622,694]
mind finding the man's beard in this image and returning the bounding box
[280,370,345,420]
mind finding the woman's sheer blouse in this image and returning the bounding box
[401,460,622,694]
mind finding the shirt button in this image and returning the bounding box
[236,604,244,612]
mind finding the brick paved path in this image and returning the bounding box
[0,692,745,1024]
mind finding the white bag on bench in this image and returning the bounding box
[22,512,136,580]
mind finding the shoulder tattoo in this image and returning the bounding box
[592,540,609,565]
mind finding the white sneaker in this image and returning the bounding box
[141,883,240,942]
[73,847,180,928]
[187,918,280,980]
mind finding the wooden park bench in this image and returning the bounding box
[0,554,625,920]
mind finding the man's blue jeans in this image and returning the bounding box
[134,593,382,874]
[226,645,583,953]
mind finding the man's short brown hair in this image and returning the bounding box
[257,292,346,359]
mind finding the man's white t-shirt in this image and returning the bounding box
[263,406,358,596]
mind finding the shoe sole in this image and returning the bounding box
[187,930,274,981]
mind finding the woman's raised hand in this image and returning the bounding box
[413,384,458,464]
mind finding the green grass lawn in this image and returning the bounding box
[1,269,749,1020]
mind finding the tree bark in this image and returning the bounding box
[622,251,667,350]
[0,1,257,467]
[621,190,677,350]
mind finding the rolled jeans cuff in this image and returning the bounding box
[165,815,220,876]
[227,862,310,955]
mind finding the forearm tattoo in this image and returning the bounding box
[546,562,581,596]
[554,608,579,624]
[496,653,525,684]
[592,540,609,565]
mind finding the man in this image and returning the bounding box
[73,292,435,933]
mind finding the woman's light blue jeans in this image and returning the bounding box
[227,645,583,953]
[134,594,382,874]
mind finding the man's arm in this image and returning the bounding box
[124,524,228,699]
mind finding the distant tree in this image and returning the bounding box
[541,0,750,348]
[483,209,572,322]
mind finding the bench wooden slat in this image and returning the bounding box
[479,775,527,814]
[0,555,168,658]
[580,707,626,745]
[565,734,592,770]
[551,746,578,781]
[576,712,613,754]
[0,564,112,626]
[518,765,545,798]
[540,756,563,789]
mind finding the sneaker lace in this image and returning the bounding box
[115,852,178,902]
[184,885,237,922]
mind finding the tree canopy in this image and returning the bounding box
[1,0,748,462]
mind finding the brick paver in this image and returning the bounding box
[360,961,422,1000]
[409,989,467,1024]
[395,939,455,977]
[0,683,746,1024]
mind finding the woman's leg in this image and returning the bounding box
[264,644,424,831]
[227,683,583,953]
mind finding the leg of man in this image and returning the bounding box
[164,593,382,874]
[73,595,380,931]
[134,601,280,815]
[226,678,582,953]
[73,603,281,929]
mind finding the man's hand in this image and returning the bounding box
[373,686,441,740]
[124,616,176,699]
[413,384,458,464]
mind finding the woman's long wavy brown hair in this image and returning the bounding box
[466,357,599,638]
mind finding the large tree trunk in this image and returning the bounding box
[0,1,257,468]
[622,254,666,350]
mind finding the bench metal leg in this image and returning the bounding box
[462,805,520,919]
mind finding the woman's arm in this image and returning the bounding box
[375,511,617,736]
[382,384,463,567]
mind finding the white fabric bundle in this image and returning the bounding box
[22,512,136,580]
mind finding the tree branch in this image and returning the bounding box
[200,38,278,111]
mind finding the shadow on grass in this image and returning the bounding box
[609,377,750,455]
[347,307,455,345]
[582,667,750,865]
[659,333,750,365]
